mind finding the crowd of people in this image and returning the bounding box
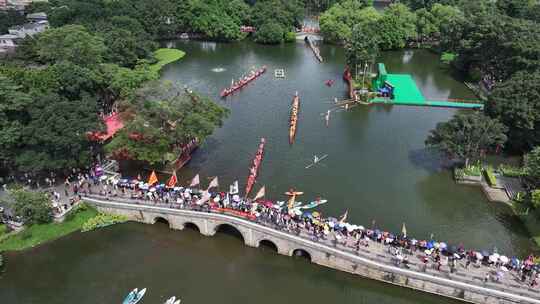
[87,176,540,290]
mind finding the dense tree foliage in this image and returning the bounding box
[525,147,540,187]
[0,9,25,34]
[254,22,285,44]
[35,25,107,67]
[105,82,229,164]
[319,1,378,43]
[10,188,53,225]
[485,72,540,151]
[377,4,417,50]
[345,23,379,73]
[426,112,507,167]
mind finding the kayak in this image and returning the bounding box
[165,296,180,304]
[123,288,138,304]
[123,288,146,304]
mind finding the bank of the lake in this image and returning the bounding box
[149,48,186,74]
[0,205,97,252]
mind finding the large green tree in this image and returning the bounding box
[10,188,53,225]
[345,23,379,76]
[35,25,107,67]
[426,112,507,167]
[485,71,540,151]
[319,1,379,43]
[253,22,284,44]
[525,147,540,187]
[105,82,229,164]
[377,3,417,50]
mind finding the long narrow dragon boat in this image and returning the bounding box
[220,66,267,98]
[245,138,266,197]
[289,92,300,144]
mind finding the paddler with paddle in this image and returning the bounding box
[285,188,303,215]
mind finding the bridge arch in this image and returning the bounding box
[291,248,312,262]
[183,222,201,232]
[258,239,279,253]
[214,223,246,243]
[153,216,171,228]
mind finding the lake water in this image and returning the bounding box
[1,40,535,303]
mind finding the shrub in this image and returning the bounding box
[64,203,88,222]
[484,167,497,186]
[498,164,524,177]
[532,190,540,209]
[20,230,32,240]
[82,213,128,232]
[463,164,482,176]
[284,31,296,43]
[440,52,456,65]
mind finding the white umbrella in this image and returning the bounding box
[501,266,509,272]
[489,253,500,262]
[475,252,483,260]
[357,225,365,230]
[424,249,432,255]
[232,194,240,202]
[346,224,355,232]
[149,187,156,192]
[500,256,509,264]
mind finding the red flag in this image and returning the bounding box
[167,171,177,188]
[147,170,158,185]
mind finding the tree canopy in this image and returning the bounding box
[525,147,540,187]
[9,188,53,225]
[426,112,507,167]
[319,1,378,43]
[35,25,107,67]
[485,72,540,151]
[105,82,229,164]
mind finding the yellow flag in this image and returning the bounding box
[147,171,158,185]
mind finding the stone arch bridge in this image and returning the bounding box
[84,196,540,304]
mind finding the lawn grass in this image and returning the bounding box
[149,48,186,74]
[0,207,98,252]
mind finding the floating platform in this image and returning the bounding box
[275,69,285,78]
[371,73,483,109]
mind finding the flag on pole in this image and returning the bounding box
[402,222,407,238]
[190,174,200,187]
[223,193,230,207]
[167,171,177,188]
[253,186,265,201]
[147,170,158,185]
[229,180,239,194]
[339,210,348,224]
[207,176,219,190]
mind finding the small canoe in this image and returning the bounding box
[122,289,138,304]
[125,288,146,304]
[300,199,328,209]
[165,296,180,304]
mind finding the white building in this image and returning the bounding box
[8,20,48,38]
[0,34,19,49]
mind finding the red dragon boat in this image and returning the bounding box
[245,137,266,197]
[220,66,267,98]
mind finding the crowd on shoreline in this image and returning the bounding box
[84,176,540,289]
